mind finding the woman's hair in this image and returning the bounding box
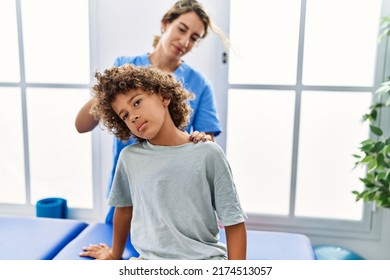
[152,0,229,49]
[90,64,194,142]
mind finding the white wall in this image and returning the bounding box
[93,0,390,260]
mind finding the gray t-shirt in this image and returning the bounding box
[108,140,247,260]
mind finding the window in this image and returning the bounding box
[227,0,386,237]
[0,0,95,217]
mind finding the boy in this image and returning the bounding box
[83,64,247,260]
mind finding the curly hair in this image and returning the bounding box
[90,64,194,142]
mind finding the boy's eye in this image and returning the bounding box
[133,99,141,107]
[122,113,129,121]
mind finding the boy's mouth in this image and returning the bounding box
[136,121,147,132]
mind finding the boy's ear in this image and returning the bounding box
[162,98,171,107]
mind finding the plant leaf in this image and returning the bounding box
[371,109,377,121]
[360,143,374,153]
[361,155,373,164]
[367,160,378,173]
[376,83,390,96]
[373,141,385,153]
[377,153,385,166]
[352,190,363,202]
[359,177,373,186]
[361,139,374,145]
[370,125,383,136]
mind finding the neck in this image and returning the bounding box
[149,49,181,73]
[149,128,190,146]
[147,110,190,146]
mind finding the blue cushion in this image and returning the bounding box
[56,226,315,260]
[219,229,316,260]
[53,223,139,260]
[0,216,87,260]
[0,215,316,260]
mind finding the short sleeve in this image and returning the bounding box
[107,153,133,207]
[214,171,247,226]
[206,144,247,226]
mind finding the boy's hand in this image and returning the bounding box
[79,243,117,260]
[190,131,214,143]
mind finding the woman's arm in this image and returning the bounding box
[75,99,100,133]
[224,222,247,260]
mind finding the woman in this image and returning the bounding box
[75,0,227,224]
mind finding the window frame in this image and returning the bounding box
[226,0,390,239]
[0,0,103,221]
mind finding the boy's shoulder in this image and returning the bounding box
[119,142,144,157]
[123,142,143,151]
[195,141,225,156]
[119,141,224,158]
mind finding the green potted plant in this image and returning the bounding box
[353,15,390,208]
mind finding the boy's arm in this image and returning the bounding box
[79,206,132,260]
[110,206,133,259]
[224,222,247,260]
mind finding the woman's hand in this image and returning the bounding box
[189,131,214,143]
[79,243,117,260]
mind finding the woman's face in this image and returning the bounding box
[160,11,205,60]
